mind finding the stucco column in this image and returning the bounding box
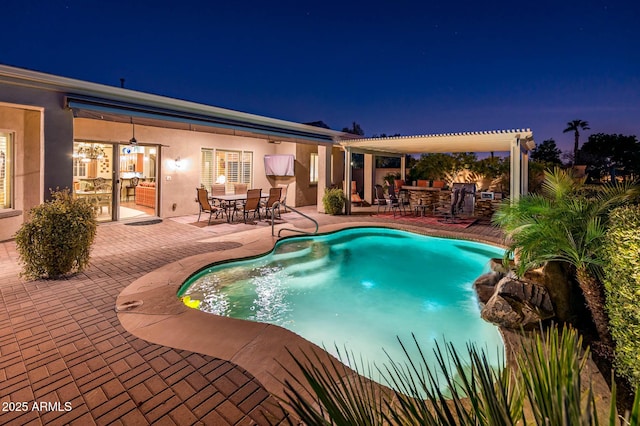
[400,155,406,181]
[364,153,374,204]
[316,144,332,213]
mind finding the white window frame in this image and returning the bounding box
[201,148,253,192]
[310,152,319,184]
[0,131,14,210]
[200,148,215,189]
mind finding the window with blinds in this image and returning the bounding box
[201,148,253,193]
[200,148,214,189]
[0,132,12,209]
[310,153,319,183]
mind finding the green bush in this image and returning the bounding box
[15,188,97,279]
[322,188,345,215]
[602,205,640,387]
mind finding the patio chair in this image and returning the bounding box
[210,183,229,216]
[240,188,262,223]
[262,187,282,219]
[196,187,222,225]
[211,183,226,196]
[351,181,363,206]
[398,188,411,215]
[374,184,388,214]
[387,184,402,217]
[233,183,248,194]
[277,183,290,213]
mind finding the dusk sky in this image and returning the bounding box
[4,0,639,154]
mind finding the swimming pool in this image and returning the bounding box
[179,227,504,387]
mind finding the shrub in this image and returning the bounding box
[602,205,640,387]
[322,188,345,215]
[15,188,97,279]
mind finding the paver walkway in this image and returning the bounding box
[0,219,293,425]
[0,208,503,425]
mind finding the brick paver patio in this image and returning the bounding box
[0,208,503,425]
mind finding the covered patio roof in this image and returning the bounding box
[339,129,536,212]
[339,129,535,154]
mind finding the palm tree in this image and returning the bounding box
[493,168,639,345]
[563,119,590,165]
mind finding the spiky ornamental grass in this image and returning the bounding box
[279,326,640,426]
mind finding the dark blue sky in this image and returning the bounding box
[3,0,639,153]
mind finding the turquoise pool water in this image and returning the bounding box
[179,227,505,387]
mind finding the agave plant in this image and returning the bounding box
[492,168,639,344]
[279,326,639,425]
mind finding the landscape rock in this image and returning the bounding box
[482,260,574,323]
[523,262,574,323]
[481,276,555,329]
[473,271,504,304]
[489,258,511,274]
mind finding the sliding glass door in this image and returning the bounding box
[72,141,158,222]
[117,144,158,220]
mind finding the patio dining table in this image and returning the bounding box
[209,192,269,223]
[75,189,113,214]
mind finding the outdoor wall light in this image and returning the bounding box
[174,157,181,168]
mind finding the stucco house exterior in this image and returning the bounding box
[0,65,349,241]
[1,64,535,242]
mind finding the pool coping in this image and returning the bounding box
[116,221,508,407]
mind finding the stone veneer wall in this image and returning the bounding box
[404,189,502,218]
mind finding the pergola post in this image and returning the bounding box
[521,149,529,195]
[400,155,406,181]
[509,136,533,201]
[510,138,521,201]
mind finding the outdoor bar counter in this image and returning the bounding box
[402,185,447,211]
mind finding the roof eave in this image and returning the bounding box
[0,64,348,142]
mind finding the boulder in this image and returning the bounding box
[473,271,504,304]
[523,262,574,323]
[485,259,574,323]
[481,275,555,329]
[489,258,512,274]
